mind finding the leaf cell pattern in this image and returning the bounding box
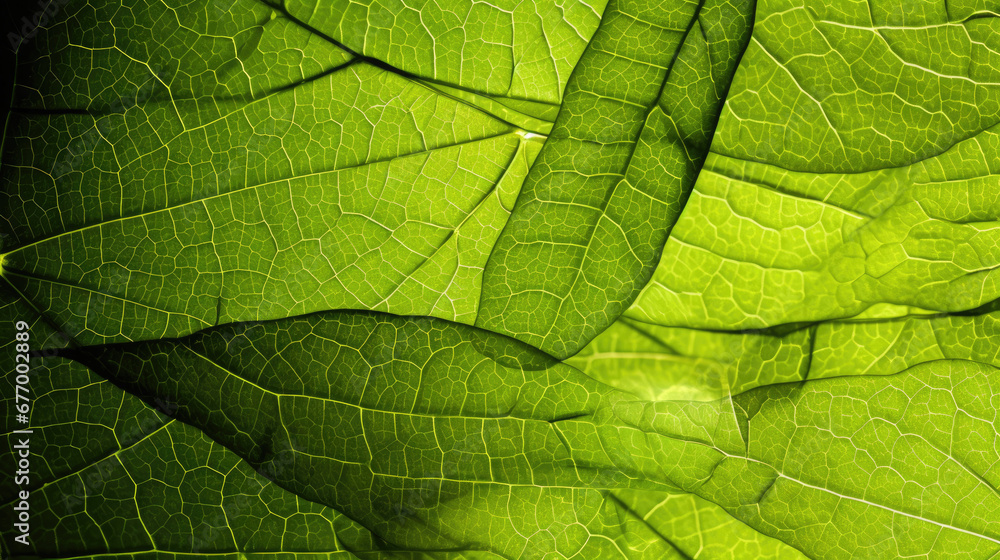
[2,0,1000,559]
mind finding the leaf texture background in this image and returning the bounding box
[2,0,1000,559]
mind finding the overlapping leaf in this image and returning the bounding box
[478,0,756,357]
[630,0,1000,330]
[40,311,1000,559]
[0,310,792,560]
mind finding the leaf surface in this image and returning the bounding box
[478,0,757,357]
[0,0,547,345]
[630,0,1000,330]
[49,310,1000,559]
[3,0,999,558]
[0,358,412,559]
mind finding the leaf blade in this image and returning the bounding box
[477,0,757,357]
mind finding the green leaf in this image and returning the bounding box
[715,0,1000,174]
[2,316,777,560]
[477,0,757,358]
[1,0,761,354]
[610,489,809,560]
[52,311,661,557]
[0,0,548,345]
[0,358,411,559]
[628,0,1000,330]
[49,311,1000,559]
[283,0,607,105]
[4,0,1000,558]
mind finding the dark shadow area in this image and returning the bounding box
[1,0,51,115]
